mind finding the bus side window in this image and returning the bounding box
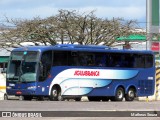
[126,54,135,68]
[133,54,145,68]
[145,55,153,68]
[53,51,68,66]
[95,54,106,67]
[68,52,78,66]
[39,51,52,82]
[78,53,87,66]
[87,55,95,66]
[108,53,120,67]
[0,63,7,73]
[78,52,95,66]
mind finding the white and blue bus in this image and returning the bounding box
[6,44,155,101]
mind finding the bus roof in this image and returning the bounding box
[12,44,154,54]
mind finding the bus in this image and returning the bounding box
[0,58,8,100]
[6,44,155,101]
[0,72,6,100]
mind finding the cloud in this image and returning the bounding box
[0,0,55,10]
[0,0,146,25]
[94,6,146,20]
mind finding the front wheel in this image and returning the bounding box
[4,94,8,100]
[125,88,135,101]
[50,86,63,101]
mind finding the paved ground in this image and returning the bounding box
[0,100,159,120]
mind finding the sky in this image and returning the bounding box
[0,0,146,28]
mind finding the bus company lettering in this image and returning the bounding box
[74,70,100,76]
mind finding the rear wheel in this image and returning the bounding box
[112,87,124,101]
[125,88,135,101]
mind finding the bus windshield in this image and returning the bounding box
[7,51,39,83]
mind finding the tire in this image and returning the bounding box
[19,96,24,100]
[50,86,62,101]
[125,88,135,101]
[58,94,63,101]
[4,94,8,100]
[113,87,124,101]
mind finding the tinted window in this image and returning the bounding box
[53,51,68,66]
[50,50,154,68]
[106,53,135,68]
[78,52,95,66]
[39,51,52,81]
[68,52,78,66]
[145,54,153,68]
[105,53,153,68]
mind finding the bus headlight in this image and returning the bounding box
[7,86,12,89]
[27,86,36,90]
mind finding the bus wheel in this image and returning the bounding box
[19,96,24,100]
[4,94,8,100]
[58,94,63,101]
[50,86,62,101]
[114,87,124,101]
[125,88,135,101]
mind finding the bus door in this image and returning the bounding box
[37,51,52,95]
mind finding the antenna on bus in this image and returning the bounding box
[54,44,110,49]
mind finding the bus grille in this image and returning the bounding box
[138,80,153,95]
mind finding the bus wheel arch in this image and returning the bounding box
[50,84,63,101]
[125,86,136,101]
[111,85,125,101]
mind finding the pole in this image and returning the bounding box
[146,0,152,50]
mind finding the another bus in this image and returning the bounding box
[0,57,8,100]
[6,44,155,101]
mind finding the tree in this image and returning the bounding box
[0,10,137,48]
